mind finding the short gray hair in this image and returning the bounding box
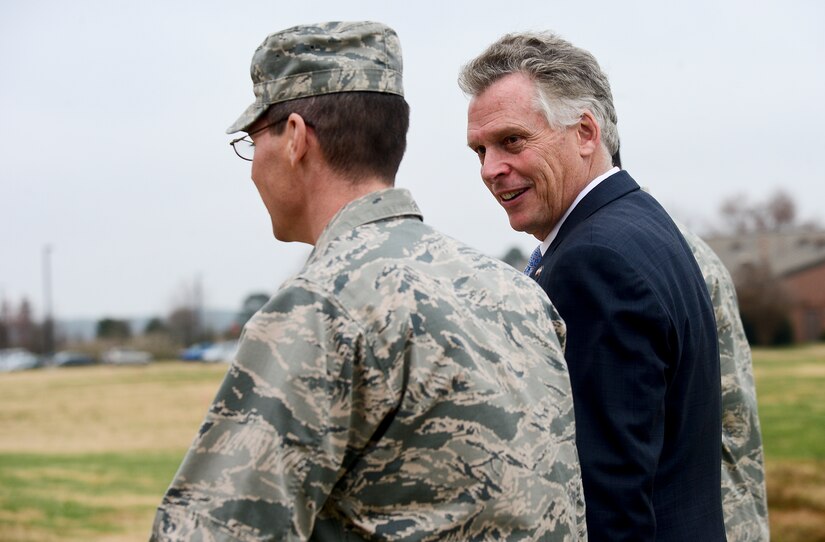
[459,31,619,156]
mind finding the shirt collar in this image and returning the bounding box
[539,166,620,254]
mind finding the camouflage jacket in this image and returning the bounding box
[151,188,586,542]
[679,225,769,541]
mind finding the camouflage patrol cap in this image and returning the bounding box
[226,21,404,134]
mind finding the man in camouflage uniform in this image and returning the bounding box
[678,225,770,541]
[613,144,769,541]
[150,21,586,541]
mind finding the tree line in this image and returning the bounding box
[0,292,271,359]
[3,191,822,354]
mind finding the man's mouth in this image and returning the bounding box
[500,188,528,202]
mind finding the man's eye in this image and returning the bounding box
[503,135,522,146]
[475,146,486,163]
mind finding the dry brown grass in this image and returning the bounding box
[0,362,227,454]
[0,361,229,542]
[767,460,825,542]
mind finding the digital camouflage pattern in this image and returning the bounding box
[679,225,769,541]
[226,21,404,134]
[151,188,586,541]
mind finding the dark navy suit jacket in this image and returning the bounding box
[530,171,726,541]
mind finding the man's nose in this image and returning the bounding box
[480,149,510,183]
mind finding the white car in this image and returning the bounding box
[101,347,152,365]
[201,341,239,363]
[0,348,41,372]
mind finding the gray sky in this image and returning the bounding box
[2,0,823,320]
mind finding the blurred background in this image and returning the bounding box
[1,1,823,541]
[2,0,823,337]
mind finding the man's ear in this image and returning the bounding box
[577,110,602,158]
[285,113,310,167]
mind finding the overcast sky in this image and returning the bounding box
[2,0,823,321]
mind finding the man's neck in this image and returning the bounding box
[536,166,620,250]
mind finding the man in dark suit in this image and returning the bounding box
[460,32,726,541]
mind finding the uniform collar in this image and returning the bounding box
[313,187,423,250]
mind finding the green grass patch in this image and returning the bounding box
[0,451,184,541]
[751,345,825,541]
[753,345,825,460]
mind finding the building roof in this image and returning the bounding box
[705,229,825,277]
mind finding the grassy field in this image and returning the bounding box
[1,346,824,541]
[0,362,228,542]
[753,344,825,541]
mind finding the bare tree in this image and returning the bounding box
[167,276,207,346]
[14,298,40,351]
[0,299,10,349]
[765,190,796,231]
[718,189,801,235]
[720,195,753,235]
[168,307,199,346]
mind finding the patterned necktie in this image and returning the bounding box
[524,245,542,276]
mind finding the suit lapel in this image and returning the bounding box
[545,170,640,259]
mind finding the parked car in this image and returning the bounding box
[180,342,213,361]
[101,347,152,365]
[51,350,96,368]
[201,340,239,363]
[0,348,41,372]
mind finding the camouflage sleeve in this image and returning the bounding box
[708,259,770,541]
[150,278,396,542]
[677,223,769,541]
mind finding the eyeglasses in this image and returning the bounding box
[229,115,314,161]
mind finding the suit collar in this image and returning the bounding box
[546,170,640,256]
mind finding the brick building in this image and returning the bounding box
[706,230,825,343]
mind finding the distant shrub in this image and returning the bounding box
[772,318,794,346]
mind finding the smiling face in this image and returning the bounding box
[467,72,592,241]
